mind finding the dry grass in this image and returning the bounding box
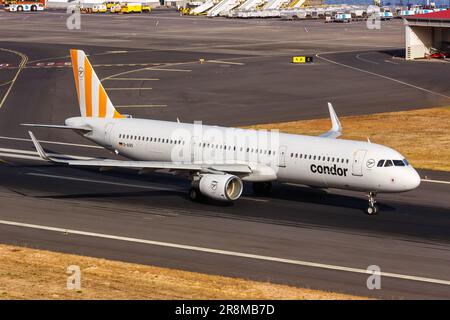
[0,244,364,300]
[245,107,450,172]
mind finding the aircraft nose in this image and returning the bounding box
[407,168,421,190]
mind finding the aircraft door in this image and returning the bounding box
[190,137,201,163]
[104,122,115,148]
[352,149,367,176]
[278,145,287,167]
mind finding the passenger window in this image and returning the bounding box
[393,160,405,166]
[384,160,393,167]
[291,153,293,158]
[377,160,384,167]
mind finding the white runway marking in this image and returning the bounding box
[148,68,192,72]
[105,87,153,91]
[421,179,450,185]
[0,219,449,286]
[116,104,167,108]
[26,173,180,192]
[0,135,103,149]
[207,60,245,66]
[106,78,159,81]
[355,53,379,65]
[25,173,269,203]
[317,54,450,100]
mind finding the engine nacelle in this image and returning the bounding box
[198,174,243,201]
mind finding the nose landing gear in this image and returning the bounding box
[366,192,378,215]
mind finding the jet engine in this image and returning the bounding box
[197,174,243,201]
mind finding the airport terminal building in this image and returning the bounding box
[404,10,450,60]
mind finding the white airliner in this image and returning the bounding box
[24,49,421,215]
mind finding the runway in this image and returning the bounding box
[0,11,449,299]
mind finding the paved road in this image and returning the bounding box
[0,11,449,299]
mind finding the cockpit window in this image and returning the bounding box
[393,160,405,166]
[384,160,393,167]
[377,160,385,167]
[403,159,409,166]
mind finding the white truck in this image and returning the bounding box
[333,13,351,23]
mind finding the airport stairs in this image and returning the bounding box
[190,0,216,15]
[263,0,291,10]
[288,0,306,8]
[207,0,242,16]
[239,0,265,11]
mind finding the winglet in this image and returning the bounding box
[319,103,342,139]
[28,131,50,161]
[328,102,341,133]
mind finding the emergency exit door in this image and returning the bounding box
[352,149,367,176]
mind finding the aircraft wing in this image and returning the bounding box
[319,102,342,139]
[28,131,252,174]
[22,123,92,132]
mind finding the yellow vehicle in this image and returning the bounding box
[104,1,119,9]
[179,7,191,15]
[92,4,107,13]
[120,2,142,13]
[110,4,121,13]
[142,3,151,12]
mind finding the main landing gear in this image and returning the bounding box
[366,192,378,215]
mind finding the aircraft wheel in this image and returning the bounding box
[366,205,378,215]
[189,187,200,201]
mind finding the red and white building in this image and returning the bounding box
[404,10,450,60]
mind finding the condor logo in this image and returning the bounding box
[311,164,348,176]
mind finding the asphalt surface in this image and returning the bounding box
[0,10,449,299]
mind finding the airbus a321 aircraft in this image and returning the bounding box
[24,50,421,215]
